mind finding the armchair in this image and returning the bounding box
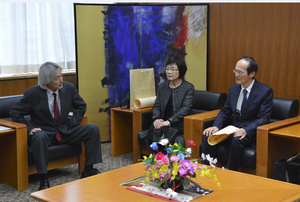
[0,95,86,191]
[199,97,299,174]
[132,90,227,163]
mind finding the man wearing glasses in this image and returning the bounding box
[202,56,273,171]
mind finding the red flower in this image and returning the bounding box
[155,152,165,160]
[188,140,196,147]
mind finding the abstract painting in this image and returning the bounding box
[101,4,208,110]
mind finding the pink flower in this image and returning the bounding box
[189,163,197,175]
[178,160,191,177]
[188,140,196,147]
[161,155,170,165]
[155,152,164,160]
[159,139,169,146]
[170,156,180,162]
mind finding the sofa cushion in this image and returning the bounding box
[0,95,23,119]
[28,144,82,166]
[193,90,227,112]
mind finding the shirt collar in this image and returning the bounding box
[47,88,59,96]
[241,79,255,93]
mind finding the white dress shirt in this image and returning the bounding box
[236,79,255,115]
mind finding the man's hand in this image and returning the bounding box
[203,126,219,136]
[233,128,247,140]
[29,128,42,135]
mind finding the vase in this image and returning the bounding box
[161,179,183,191]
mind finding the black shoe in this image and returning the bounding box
[39,178,50,191]
[81,168,101,179]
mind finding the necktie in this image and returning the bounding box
[53,93,62,142]
[241,89,248,114]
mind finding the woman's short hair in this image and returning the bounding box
[166,55,187,79]
[38,62,62,89]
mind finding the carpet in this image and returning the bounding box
[0,143,133,202]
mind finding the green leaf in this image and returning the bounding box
[181,178,191,190]
[175,175,181,180]
[157,172,172,187]
[190,158,198,162]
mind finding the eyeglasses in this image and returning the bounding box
[233,69,244,75]
[165,65,179,73]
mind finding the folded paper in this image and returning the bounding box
[134,96,156,109]
[208,125,239,146]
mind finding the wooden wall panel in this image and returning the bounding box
[0,80,27,97]
[63,75,77,88]
[26,78,37,89]
[219,3,289,96]
[208,3,294,99]
[208,3,221,91]
[0,74,76,97]
[286,4,300,100]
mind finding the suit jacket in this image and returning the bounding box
[10,81,86,138]
[213,80,273,142]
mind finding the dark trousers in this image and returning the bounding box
[29,124,102,174]
[202,134,252,171]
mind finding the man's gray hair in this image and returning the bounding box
[38,62,62,89]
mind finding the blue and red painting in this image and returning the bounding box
[102,5,207,109]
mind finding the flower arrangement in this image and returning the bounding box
[142,136,222,200]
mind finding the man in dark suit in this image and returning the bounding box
[10,62,102,190]
[202,56,273,171]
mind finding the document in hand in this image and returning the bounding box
[207,125,239,146]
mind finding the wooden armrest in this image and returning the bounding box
[132,106,153,163]
[184,109,220,159]
[0,119,26,129]
[0,119,28,191]
[256,116,300,177]
[257,116,300,132]
[132,106,153,113]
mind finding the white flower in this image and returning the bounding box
[206,154,212,162]
[201,153,206,160]
[159,138,169,146]
[185,148,192,155]
[169,191,178,200]
[166,188,173,195]
[166,189,178,200]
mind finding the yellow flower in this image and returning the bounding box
[172,169,178,176]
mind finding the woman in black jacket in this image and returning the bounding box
[139,55,195,149]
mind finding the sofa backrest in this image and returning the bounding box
[0,95,23,120]
[192,90,227,114]
[270,97,299,123]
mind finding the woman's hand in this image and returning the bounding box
[153,119,170,129]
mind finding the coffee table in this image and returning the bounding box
[31,163,300,201]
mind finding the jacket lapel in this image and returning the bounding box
[58,83,68,124]
[232,85,241,114]
[242,80,259,118]
[161,82,172,115]
[39,88,56,124]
